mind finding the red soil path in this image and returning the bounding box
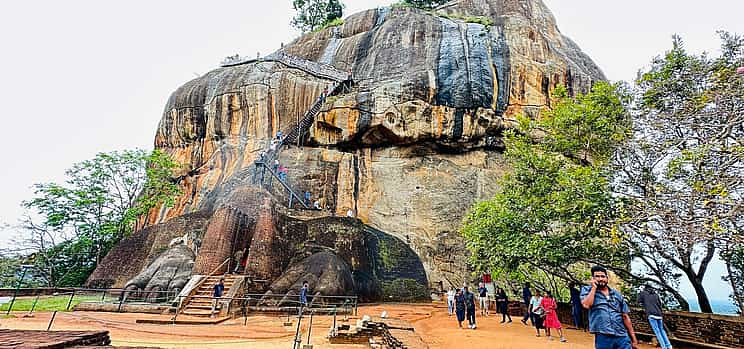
[0,304,655,349]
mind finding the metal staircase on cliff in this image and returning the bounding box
[250,53,352,210]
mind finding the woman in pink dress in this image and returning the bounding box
[541,291,567,342]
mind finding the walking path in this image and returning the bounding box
[0,303,657,348]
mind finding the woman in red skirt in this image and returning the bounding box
[541,291,567,342]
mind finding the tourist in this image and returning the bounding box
[277,165,288,182]
[313,199,322,210]
[300,281,309,307]
[477,282,489,316]
[464,286,477,329]
[454,288,466,328]
[447,287,456,316]
[210,278,225,317]
[521,282,533,325]
[272,159,279,172]
[276,130,283,140]
[530,290,545,337]
[233,249,244,273]
[638,285,672,349]
[569,282,584,330]
[269,139,278,152]
[346,209,354,217]
[541,291,567,342]
[304,191,311,206]
[581,266,639,349]
[496,287,512,323]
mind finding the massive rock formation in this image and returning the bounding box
[89,0,604,299]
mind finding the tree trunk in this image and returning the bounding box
[690,276,713,313]
[724,259,744,315]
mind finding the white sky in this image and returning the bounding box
[0,0,742,302]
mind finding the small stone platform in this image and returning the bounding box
[0,329,159,349]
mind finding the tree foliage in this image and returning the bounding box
[461,82,632,287]
[7,149,181,287]
[613,33,744,313]
[400,0,450,10]
[291,0,344,32]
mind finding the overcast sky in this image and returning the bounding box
[1,0,742,303]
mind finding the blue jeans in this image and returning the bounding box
[447,299,454,314]
[595,334,631,349]
[648,317,672,349]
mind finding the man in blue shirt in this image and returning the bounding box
[300,281,309,306]
[211,278,225,317]
[581,266,639,349]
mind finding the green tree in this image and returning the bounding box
[613,33,744,313]
[291,0,344,32]
[400,0,450,10]
[461,82,632,286]
[14,149,181,287]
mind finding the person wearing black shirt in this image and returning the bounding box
[496,287,512,323]
[520,282,532,325]
[569,282,584,330]
[477,282,489,316]
[464,286,477,329]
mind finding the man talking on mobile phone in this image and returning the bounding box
[581,266,639,349]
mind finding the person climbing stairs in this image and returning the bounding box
[179,274,240,317]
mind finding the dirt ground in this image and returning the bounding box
[0,303,655,348]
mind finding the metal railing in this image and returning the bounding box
[0,287,179,315]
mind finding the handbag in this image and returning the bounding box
[532,306,546,317]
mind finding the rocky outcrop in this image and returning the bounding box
[90,0,605,296]
[123,243,195,299]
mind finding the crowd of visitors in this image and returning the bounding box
[446,265,675,349]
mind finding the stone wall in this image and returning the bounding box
[503,301,743,348]
[513,301,744,349]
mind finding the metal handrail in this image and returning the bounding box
[177,258,231,314]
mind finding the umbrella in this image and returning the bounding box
[737,67,744,74]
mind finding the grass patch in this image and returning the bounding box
[315,18,344,33]
[0,295,108,312]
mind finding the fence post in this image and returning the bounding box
[306,310,314,346]
[172,295,181,324]
[27,294,41,316]
[117,291,125,313]
[47,311,58,331]
[65,290,76,311]
[292,306,304,349]
[332,305,337,336]
[5,266,29,315]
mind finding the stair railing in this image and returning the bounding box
[178,258,231,314]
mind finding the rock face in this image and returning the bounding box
[88,0,604,298]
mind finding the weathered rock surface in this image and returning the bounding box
[122,243,195,298]
[89,0,605,296]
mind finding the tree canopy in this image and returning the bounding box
[462,33,744,314]
[613,33,744,313]
[291,0,344,32]
[6,149,181,287]
[399,0,450,10]
[461,82,632,294]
